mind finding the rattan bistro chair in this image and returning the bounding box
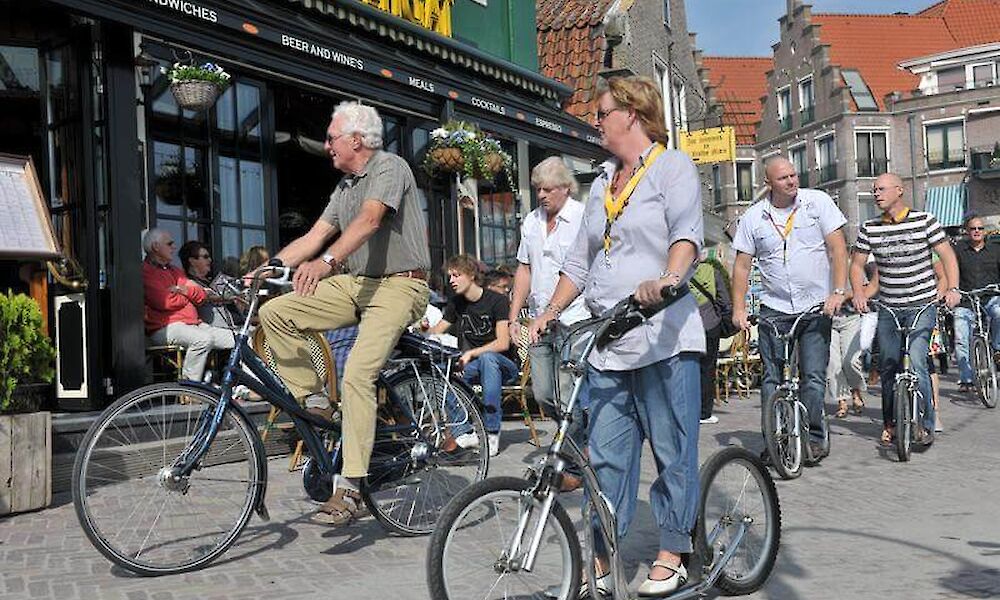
[252,328,338,471]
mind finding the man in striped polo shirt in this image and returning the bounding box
[850,173,961,448]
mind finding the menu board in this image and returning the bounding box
[0,154,60,259]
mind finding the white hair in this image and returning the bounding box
[332,101,383,150]
[142,228,169,254]
[530,156,580,196]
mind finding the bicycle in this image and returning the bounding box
[867,299,939,462]
[751,303,830,480]
[72,266,488,576]
[954,285,1000,409]
[426,288,781,600]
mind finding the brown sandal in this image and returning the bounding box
[851,398,865,416]
[311,487,363,527]
[835,399,849,418]
[879,428,894,446]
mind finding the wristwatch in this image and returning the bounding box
[832,288,846,296]
[321,254,339,269]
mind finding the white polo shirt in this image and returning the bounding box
[516,198,590,325]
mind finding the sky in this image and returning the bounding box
[686,0,941,56]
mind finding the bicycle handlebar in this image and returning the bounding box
[956,284,1000,298]
[866,298,941,332]
[748,302,826,338]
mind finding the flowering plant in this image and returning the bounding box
[162,62,232,89]
[423,121,514,188]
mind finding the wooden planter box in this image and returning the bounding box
[0,409,52,515]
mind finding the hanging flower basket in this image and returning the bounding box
[429,147,465,173]
[162,61,231,112]
[423,121,515,189]
[170,80,223,112]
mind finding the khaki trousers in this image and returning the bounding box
[258,274,428,477]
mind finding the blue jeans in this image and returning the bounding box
[878,307,935,432]
[462,352,519,434]
[586,353,700,554]
[758,305,831,443]
[953,297,1000,383]
[529,333,591,452]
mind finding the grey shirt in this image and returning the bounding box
[562,146,706,371]
[320,150,431,276]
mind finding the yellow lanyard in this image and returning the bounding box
[603,143,666,261]
[764,204,799,264]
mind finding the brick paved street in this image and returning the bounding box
[2,374,999,600]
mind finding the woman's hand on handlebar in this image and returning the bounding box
[528,311,556,345]
[634,274,678,308]
[852,289,871,313]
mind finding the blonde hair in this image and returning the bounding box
[530,156,580,196]
[599,76,670,147]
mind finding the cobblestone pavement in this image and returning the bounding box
[2,374,998,600]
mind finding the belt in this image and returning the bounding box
[389,269,427,281]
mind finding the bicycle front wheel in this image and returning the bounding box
[972,336,998,409]
[762,392,802,479]
[72,383,265,576]
[426,476,581,600]
[363,369,488,535]
[696,447,781,595]
[894,382,912,462]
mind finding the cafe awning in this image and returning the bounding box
[925,183,967,227]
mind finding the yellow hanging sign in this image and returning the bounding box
[360,0,454,37]
[678,126,736,164]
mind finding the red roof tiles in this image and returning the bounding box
[811,0,1000,111]
[536,0,617,122]
[702,57,772,145]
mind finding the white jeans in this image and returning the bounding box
[149,322,236,381]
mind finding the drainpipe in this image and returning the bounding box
[908,113,919,208]
[507,0,516,64]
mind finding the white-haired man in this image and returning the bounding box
[143,228,234,381]
[258,101,430,527]
[508,156,590,488]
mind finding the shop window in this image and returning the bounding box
[478,138,519,267]
[790,145,807,186]
[816,135,836,182]
[777,88,792,132]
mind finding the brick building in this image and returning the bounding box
[536,0,729,244]
[755,0,1000,241]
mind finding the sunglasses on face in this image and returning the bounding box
[969,226,985,231]
[197,253,211,259]
[596,107,624,122]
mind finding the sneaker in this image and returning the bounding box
[454,432,481,449]
[487,433,501,457]
[806,441,829,465]
[699,415,719,425]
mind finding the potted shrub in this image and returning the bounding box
[163,61,232,112]
[0,291,55,515]
[423,121,515,188]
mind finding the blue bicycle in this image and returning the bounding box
[72,267,488,575]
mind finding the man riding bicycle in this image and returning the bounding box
[258,101,430,527]
[952,214,1000,392]
[849,173,960,448]
[731,155,848,464]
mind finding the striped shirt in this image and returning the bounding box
[855,210,945,308]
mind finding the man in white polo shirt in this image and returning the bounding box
[731,156,849,464]
[509,157,590,478]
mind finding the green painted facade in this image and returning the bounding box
[452,0,539,72]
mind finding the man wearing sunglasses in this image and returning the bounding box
[952,214,1000,393]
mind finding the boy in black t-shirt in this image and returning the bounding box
[430,255,519,456]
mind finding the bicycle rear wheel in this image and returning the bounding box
[72,383,265,575]
[894,382,912,462]
[762,392,802,479]
[426,476,581,600]
[696,447,781,595]
[972,336,998,409]
[363,368,488,535]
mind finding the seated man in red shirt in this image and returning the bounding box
[143,228,235,382]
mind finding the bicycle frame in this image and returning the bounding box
[170,269,466,490]
[957,285,1000,347]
